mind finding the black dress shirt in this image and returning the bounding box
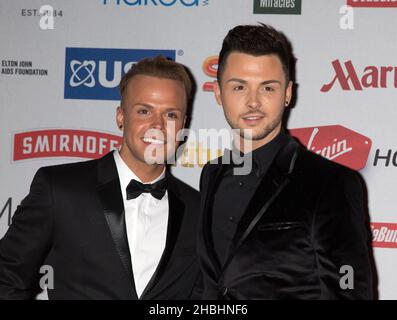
[211,130,289,266]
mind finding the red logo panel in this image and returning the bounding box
[371,222,397,248]
[202,56,218,92]
[290,125,372,171]
[347,0,397,7]
[13,129,122,160]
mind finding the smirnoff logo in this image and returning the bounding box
[371,222,397,248]
[347,0,397,7]
[13,129,122,161]
[289,125,372,170]
[321,60,397,92]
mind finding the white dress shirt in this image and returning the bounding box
[113,150,168,298]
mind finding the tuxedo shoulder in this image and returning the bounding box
[38,158,97,173]
[36,158,98,180]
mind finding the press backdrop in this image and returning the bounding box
[1,0,396,299]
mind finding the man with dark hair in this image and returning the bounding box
[198,24,373,299]
[0,56,200,299]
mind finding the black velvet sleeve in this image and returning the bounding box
[312,168,373,299]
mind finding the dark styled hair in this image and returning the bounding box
[217,23,293,85]
[119,55,193,108]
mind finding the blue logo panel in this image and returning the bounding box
[64,48,176,100]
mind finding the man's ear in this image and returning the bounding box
[214,81,223,106]
[116,106,124,130]
[285,81,293,107]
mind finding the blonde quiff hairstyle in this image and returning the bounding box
[119,55,193,109]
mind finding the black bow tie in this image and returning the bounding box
[126,178,167,200]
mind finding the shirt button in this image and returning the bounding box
[229,216,235,222]
[239,181,244,187]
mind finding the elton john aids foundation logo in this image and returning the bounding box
[64,48,176,100]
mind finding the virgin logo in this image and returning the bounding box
[289,125,372,170]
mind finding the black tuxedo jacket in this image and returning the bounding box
[0,152,200,299]
[198,136,373,299]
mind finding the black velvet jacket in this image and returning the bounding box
[198,135,373,300]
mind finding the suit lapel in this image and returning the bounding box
[140,172,185,299]
[222,138,300,271]
[96,152,137,297]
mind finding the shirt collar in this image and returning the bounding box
[229,129,289,177]
[113,150,166,199]
[251,129,289,176]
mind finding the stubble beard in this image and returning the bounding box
[225,110,284,142]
